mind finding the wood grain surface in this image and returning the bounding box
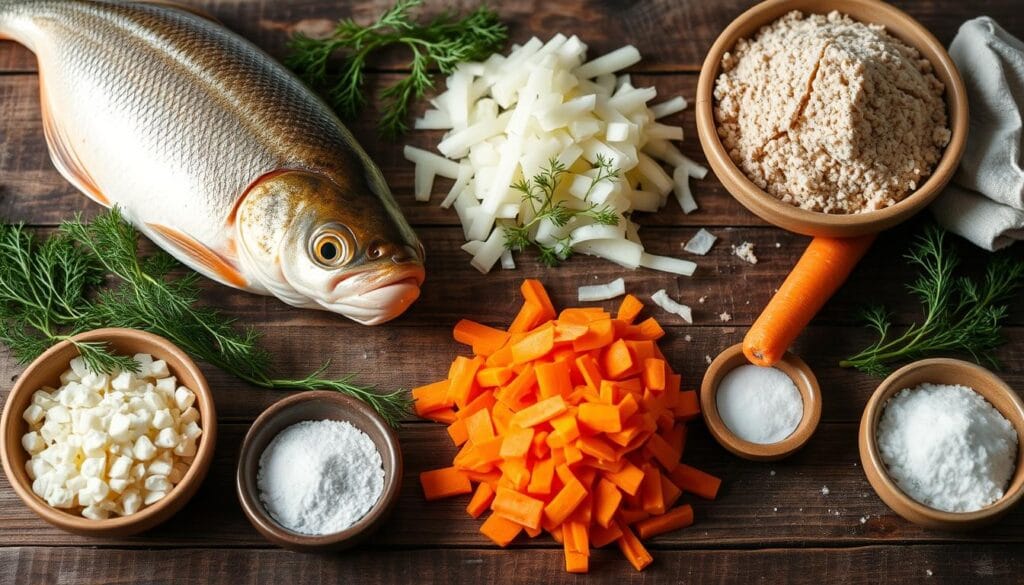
[0,1,1022,583]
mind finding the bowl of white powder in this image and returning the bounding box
[860,359,1024,530]
[695,0,968,238]
[236,391,402,551]
[701,343,822,461]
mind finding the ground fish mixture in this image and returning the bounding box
[714,11,951,213]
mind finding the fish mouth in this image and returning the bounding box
[325,267,425,325]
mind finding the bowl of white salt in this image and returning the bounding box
[860,359,1024,530]
[235,391,402,551]
[701,343,822,461]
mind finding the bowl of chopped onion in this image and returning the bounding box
[0,328,217,536]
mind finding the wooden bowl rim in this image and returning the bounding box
[0,327,217,535]
[701,343,822,461]
[694,0,969,237]
[235,390,403,551]
[858,358,1024,528]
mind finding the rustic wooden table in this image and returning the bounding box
[2,1,1024,583]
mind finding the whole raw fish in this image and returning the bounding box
[0,0,425,325]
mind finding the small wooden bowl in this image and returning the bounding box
[0,328,217,537]
[701,343,822,461]
[859,359,1024,530]
[236,390,402,552]
[695,0,968,237]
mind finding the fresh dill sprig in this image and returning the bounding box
[503,154,622,267]
[840,225,1024,376]
[0,211,409,426]
[286,0,507,137]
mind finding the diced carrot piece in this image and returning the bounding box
[532,430,550,459]
[576,435,617,462]
[497,364,537,411]
[521,279,557,321]
[559,307,608,324]
[675,390,700,420]
[664,424,686,456]
[644,432,680,472]
[467,483,496,519]
[575,354,604,391]
[508,301,546,334]
[593,478,623,528]
[640,465,665,515]
[527,458,555,495]
[492,486,545,530]
[550,413,581,443]
[636,504,694,540]
[618,508,650,525]
[480,513,523,547]
[476,366,513,388]
[525,524,543,538]
[661,473,682,509]
[486,341,515,367]
[511,395,568,428]
[617,294,644,324]
[447,418,469,446]
[642,358,666,391]
[554,322,589,342]
[511,323,556,365]
[563,442,584,464]
[544,479,588,527]
[420,407,457,424]
[490,402,514,436]
[420,467,472,501]
[447,356,484,407]
[454,319,511,356]
[465,408,495,444]
[669,464,721,500]
[499,426,534,459]
[412,379,452,416]
[457,392,497,422]
[591,519,624,548]
[616,520,654,571]
[635,317,665,341]
[578,403,622,433]
[535,360,572,398]
[617,393,640,420]
[602,339,634,379]
[606,461,645,496]
[573,318,615,353]
[465,469,502,486]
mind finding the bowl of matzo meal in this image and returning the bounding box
[695,0,968,238]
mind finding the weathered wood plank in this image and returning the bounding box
[0,422,1023,549]
[2,544,1019,584]
[1,0,1020,73]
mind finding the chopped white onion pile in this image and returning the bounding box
[651,289,692,323]
[404,36,708,274]
[578,277,626,302]
[683,228,717,256]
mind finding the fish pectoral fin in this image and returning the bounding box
[139,1,222,23]
[146,223,249,289]
[39,74,109,207]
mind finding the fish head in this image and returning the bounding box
[235,170,425,325]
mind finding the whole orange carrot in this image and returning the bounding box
[743,235,876,366]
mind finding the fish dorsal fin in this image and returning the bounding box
[146,223,249,289]
[138,1,222,24]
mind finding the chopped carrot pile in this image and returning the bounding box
[415,280,721,573]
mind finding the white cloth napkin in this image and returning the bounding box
[931,17,1024,250]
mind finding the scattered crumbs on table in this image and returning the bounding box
[834,510,840,516]
[705,355,713,365]
[773,507,778,512]
[718,311,732,322]
[770,470,776,476]
[926,570,933,577]
[799,508,804,512]
[684,334,693,342]
[821,486,830,496]
[698,295,707,304]
[732,241,758,264]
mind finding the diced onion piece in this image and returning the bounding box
[673,165,699,214]
[500,249,516,270]
[414,109,453,130]
[440,163,474,209]
[413,163,435,203]
[574,45,642,79]
[650,96,688,119]
[437,113,510,159]
[461,241,484,256]
[637,153,673,196]
[640,252,696,276]
[578,277,626,302]
[647,123,684,141]
[573,239,643,269]
[651,289,693,323]
[470,227,507,274]
[404,146,461,179]
[683,229,718,256]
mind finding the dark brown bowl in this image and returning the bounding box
[0,328,217,537]
[701,343,822,461]
[859,359,1024,530]
[236,390,402,552]
[695,0,968,237]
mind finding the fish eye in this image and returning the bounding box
[310,227,354,267]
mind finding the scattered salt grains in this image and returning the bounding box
[770,470,776,477]
[732,242,758,264]
[698,296,707,304]
[258,420,384,536]
[716,365,803,444]
[718,312,732,323]
[683,335,693,342]
[926,570,933,577]
[821,486,830,496]
[860,516,867,524]
[713,11,950,214]
[877,383,1017,512]
[705,355,712,365]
